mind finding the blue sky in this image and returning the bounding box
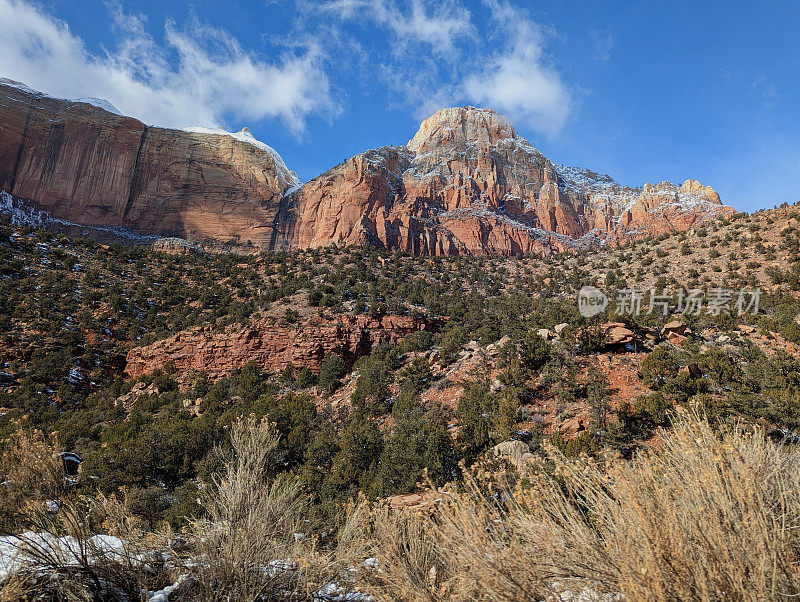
[1,0,798,211]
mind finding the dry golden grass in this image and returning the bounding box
[4,417,799,600]
[0,429,63,533]
[346,417,800,601]
[185,416,333,601]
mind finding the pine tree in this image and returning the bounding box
[587,366,611,440]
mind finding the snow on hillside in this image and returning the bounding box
[183,126,301,188]
[73,96,122,115]
[1,190,160,243]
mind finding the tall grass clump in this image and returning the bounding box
[0,429,63,532]
[184,416,329,601]
[1,494,171,600]
[349,417,800,601]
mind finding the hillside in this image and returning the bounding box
[3,194,800,598]
[2,200,800,457]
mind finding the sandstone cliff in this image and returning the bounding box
[0,79,733,255]
[0,79,298,247]
[273,107,734,255]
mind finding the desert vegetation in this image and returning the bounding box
[4,205,800,598]
[3,415,800,600]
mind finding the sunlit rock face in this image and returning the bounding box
[0,79,298,247]
[275,106,733,255]
[0,80,732,255]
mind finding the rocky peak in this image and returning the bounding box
[407,107,518,154]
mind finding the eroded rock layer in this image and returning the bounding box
[125,314,437,379]
[0,80,734,255]
[274,107,733,255]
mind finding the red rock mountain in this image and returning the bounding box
[0,79,298,247]
[273,107,733,255]
[0,80,733,254]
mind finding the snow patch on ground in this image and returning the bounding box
[0,532,150,582]
[147,575,187,602]
[1,190,160,243]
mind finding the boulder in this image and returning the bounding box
[602,322,636,346]
[680,363,703,379]
[662,321,692,337]
[492,440,534,467]
[666,331,688,346]
[560,417,586,437]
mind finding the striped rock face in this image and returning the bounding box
[0,79,297,248]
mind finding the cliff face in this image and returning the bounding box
[274,107,733,255]
[0,80,733,255]
[0,80,298,246]
[125,314,437,379]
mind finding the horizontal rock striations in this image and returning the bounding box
[125,314,437,379]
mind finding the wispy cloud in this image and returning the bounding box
[317,0,475,55]
[751,73,778,108]
[590,28,613,63]
[0,0,336,135]
[462,0,571,137]
[0,0,574,139]
[312,0,572,138]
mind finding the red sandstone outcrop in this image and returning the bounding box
[125,314,437,379]
[273,107,733,255]
[0,79,297,247]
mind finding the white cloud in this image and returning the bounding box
[0,0,335,135]
[0,0,572,139]
[317,0,475,55]
[462,1,571,137]
[312,0,571,137]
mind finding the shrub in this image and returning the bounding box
[519,333,550,371]
[296,366,317,389]
[350,418,800,601]
[640,347,679,388]
[318,354,347,395]
[188,417,312,599]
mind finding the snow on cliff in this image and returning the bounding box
[184,126,301,188]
